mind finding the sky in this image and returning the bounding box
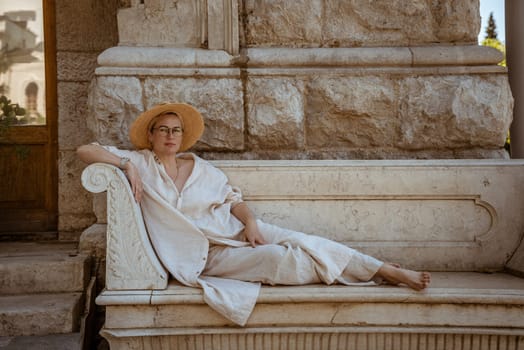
[479,0,505,43]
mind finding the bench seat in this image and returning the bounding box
[97,272,524,349]
[81,160,524,350]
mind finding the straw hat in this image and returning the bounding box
[129,103,204,151]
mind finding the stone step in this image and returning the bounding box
[0,293,83,337]
[0,332,81,350]
[0,242,90,295]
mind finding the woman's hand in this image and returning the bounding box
[231,202,266,247]
[123,162,143,203]
[243,219,266,247]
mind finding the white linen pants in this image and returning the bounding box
[203,220,383,286]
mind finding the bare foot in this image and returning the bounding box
[376,263,431,291]
[381,263,402,285]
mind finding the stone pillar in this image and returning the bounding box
[506,0,524,158]
[117,0,238,54]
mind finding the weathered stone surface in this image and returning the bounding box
[93,193,107,224]
[434,0,481,42]
[97,47,235,68]
[0,333,82,350]
[56,0,119,51]
[245,0,322,47]
[508,237,524,276]
[245,0,479,47]
[399,75,514,149]
[57,52,98,82]
[79,224,107,290]
[201,148,510,161]
[117,1,201,47]
[305,76,399,148]
[87,76,144,149]
[58,82,92,150]
[79,224,107,263]
[247,78,305,149]
[58,151,96,232]
[323,0,434,47]
[0,254,89,294]
[0,293,82,336]
[143,78,244,151]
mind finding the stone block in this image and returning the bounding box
[245,0,479,47]
[143,78,244,151]
[79,224,107,290]
[0,293,83,336]
[323,0,434,47]
[58,151,96,232]
[399,75,513,149]
[56,0,119,51]
[247,78,305,149]
[0,254,89,294]
[245,0,322,47]
[117,1,201,47]
[87,76,144,149]
[58,82,92,150]
[434,0,481,42]
[57,52,99,82]
[305,76,399,148]
[0,333,81,350]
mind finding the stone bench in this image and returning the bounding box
[81,159,524,350]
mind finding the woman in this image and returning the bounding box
[77,102,430,325]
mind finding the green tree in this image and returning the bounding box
[485,12,497,39]
[481,12,505,67]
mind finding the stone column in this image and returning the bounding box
[506,0,524,158]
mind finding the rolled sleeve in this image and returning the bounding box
[225,185,243,208]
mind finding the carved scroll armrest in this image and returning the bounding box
[81,163,168,290]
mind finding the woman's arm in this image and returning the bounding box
[77,144,143,202]
[77,144,124,167]
[231,202,266,247]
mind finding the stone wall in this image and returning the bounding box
[64,0,514,235]
[243,0,479,47]
[56,0,119,236]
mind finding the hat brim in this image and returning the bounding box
[129,103,204,151]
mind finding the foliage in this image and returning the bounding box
[0,95,26,138]
[0,95,30,160]
[481,38,506,67]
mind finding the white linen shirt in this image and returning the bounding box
[100,146,260,325]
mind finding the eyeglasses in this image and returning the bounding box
[152,126,184,137]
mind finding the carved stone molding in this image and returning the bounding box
[81,163,168,290]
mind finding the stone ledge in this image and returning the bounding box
[97,47,235,68]
[247,46,503,67]
[95,46,504,71]
[97,272,524,306]
[97,272,524,329]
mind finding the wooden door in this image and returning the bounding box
[0,0,57,238]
